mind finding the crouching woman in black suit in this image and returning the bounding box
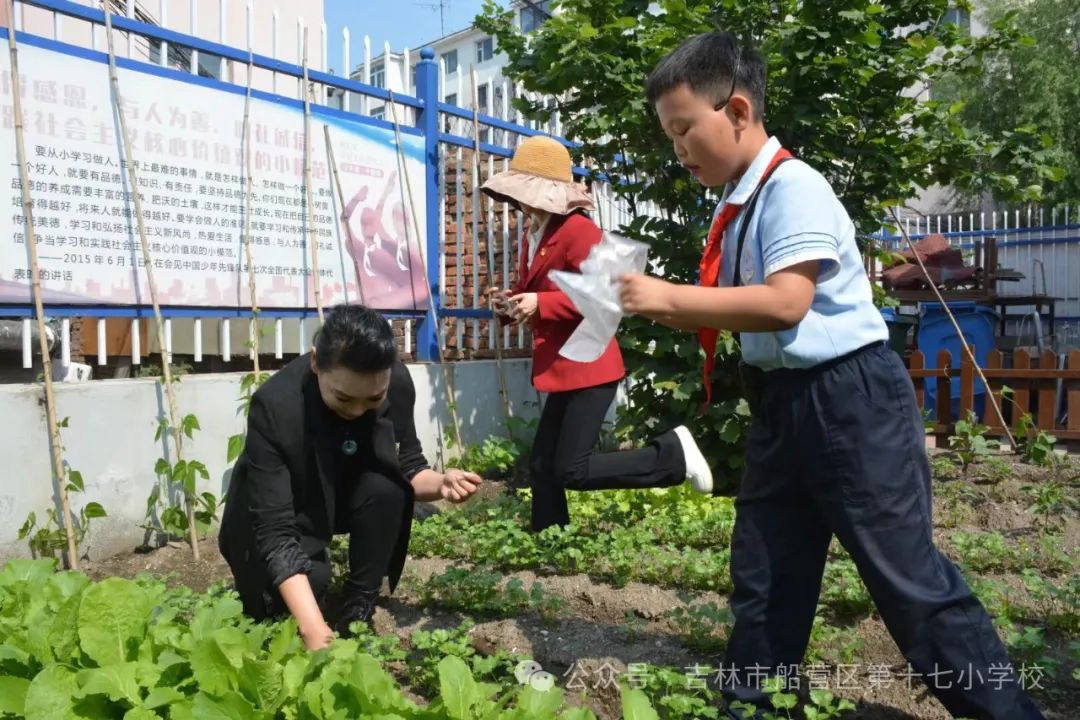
[219,304,482,650]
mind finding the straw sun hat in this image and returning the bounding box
[480,135,595,216]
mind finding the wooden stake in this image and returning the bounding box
[470,74,514,433]
[324,124,367,307]
[889,208,1015,449]
[105,10,200,559]
[242,46,259,375]
[386,89,463,452]
[301,30,324,323]
[6,3,80,570]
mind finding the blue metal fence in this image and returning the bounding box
[3,0,618,370]
[8,1,1076,370]
[880,209,1080,352]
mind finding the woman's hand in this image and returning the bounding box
[440,469,483,503]
[279,574,334,652]
[487,287,512,315]
[411,469,482,503]
[507,292,539,325]
[299,620,335,651]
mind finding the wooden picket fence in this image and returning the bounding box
[907,348,1080,442]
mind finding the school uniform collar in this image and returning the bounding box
[721,136,783,206]
[526,213,551,268]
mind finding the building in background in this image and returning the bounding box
[335,0,557,137]
[7,0,325,97]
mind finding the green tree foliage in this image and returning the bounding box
[477,0,1057,491]
[935,0,1078,207]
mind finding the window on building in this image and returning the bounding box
[443,93,458,132]
[371,106,385,120]
[326,87,344,110]
[195,53,223,80]
[148,38,163,65]
[370,64,385,89]
[942,6,971,34]
[148,38,189,70]
[520,1,552,33]
[443,49,458,75]
[477,83,489,111]
[476,37,494,63]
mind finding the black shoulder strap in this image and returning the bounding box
[731,157,793,290]
[730,156,792,347]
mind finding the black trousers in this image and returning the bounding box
[231,470,408,620]
[722,343,1044,720]
[529,380,687,532]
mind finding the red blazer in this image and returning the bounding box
[508,211,625,393]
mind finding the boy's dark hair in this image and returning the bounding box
[645,30,767,120]
[314,304,397,373]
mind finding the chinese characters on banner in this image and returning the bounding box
[0,38,429,311]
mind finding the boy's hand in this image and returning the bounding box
[618,274,676,316]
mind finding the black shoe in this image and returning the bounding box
[334,587,379,638]
[412,501,441,522]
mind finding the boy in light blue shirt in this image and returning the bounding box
[619,30,1043,720]
[716,134,889,371]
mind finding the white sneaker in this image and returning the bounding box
[673,425,713,494]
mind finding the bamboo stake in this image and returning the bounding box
[888,208,1016,449]
[7,2,80,570]
[593,177,606,232]
[386,89,463,451]
[324,124,367,307]
[242,46,259,375]
[301,30,324,323]
[104,10,200,559]
[469,75,514,432]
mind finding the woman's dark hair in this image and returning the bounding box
[314,304,397,373]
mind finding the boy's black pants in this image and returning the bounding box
[723,342,1044,720]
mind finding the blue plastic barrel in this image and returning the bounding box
[918,302,999,420]
[880,307,916,355]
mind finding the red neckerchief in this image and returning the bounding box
[697,147,792,404]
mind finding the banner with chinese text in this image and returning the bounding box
[1,36,429,311]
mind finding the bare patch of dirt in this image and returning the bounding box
[81,537,231,593]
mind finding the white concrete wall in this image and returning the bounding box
[0,358,538,563]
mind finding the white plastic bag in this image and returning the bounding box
[549,231,650,362]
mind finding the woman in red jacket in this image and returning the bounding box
[482,135,712,532]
